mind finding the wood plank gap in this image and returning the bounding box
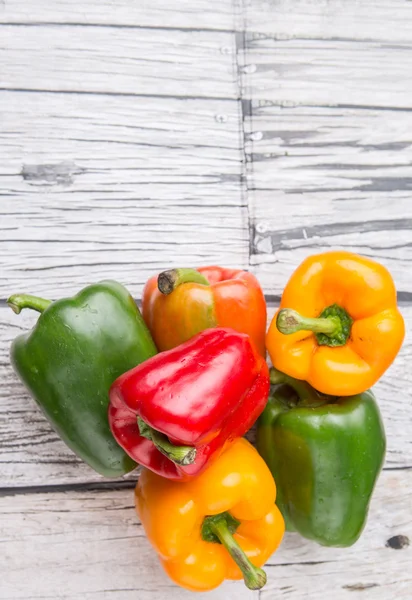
[0,479,138,498]
[1,464,409,497]
[0,21,235,34]
[252,101,412,114]
[233,0,253,263]
[0,88,236,102]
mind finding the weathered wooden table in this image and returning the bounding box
[1,1,411,598]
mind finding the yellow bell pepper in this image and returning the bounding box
[135,438,285,592]
[267,251,405,395]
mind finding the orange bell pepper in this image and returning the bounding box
[135,438,284,592]
[266,251,405,396]
[142,266,266,356]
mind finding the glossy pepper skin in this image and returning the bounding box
[135,438,285,592]
[8,281,157,477]
[256,369,386,547]
[266,251,405,395]
[109,327,269,480]
[142,266,267,357]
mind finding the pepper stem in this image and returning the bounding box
[202,513,266,590]
[276,304,352,347]
[270,367,316,400]
[137,418,196,466]
[277,308,339,335]
[157,268,210,295]
[7,294,52,315]
[269,368,325,407]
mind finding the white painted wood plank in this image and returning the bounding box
[0,91,247,299]
[262,469,412,599]
[239,36,412,109]
[244,0,412,43]
[2,0,411,43]
[0,25,237,98]
[1,303,410,487]
[1,470,410,599]
[0,486,255,600]
[241,1,412,305]
[243,104,412,295]
[0,0,235,31]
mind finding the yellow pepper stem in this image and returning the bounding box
[7,294,52,315]
[276,304,352,347]
[157,268,210,295]
[202,513,267,590]
[138,418,197,466]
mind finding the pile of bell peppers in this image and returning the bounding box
[8,253,404,592]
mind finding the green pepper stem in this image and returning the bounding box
[137,418,196,466]
[208,515,267,590]
[157,268,210,295]
[7,294,52,315]
[277,304,352,348]
[270,368,324,407]
[277,308,340,336]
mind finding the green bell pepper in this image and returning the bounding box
[8,281,157,478]
[256,368,386,547]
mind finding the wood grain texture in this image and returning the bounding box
[244,104,412,295]
[0,25,237,98]
[0,486,254,600]
[0,91,247,299]
[0,5,245,299]
[239,2,412,296]
[239,37,412,109]
[244,0,412,42]
[2,0,411,42]
[1,470,411,599]
[0,0,235,31]
[1,303,410,487]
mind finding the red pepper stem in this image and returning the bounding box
[7,294,52,315]
[157,268,210,295]
[209,515,267,590]
[277,308,339,336]
[137,418,196,466]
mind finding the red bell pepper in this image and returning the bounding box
[108,327,269,480]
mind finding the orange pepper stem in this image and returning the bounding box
[157,268,210,295]
[202,512,267,590]
[7,294,52,315]
[137,418,197,466]
[276,304,352,347]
